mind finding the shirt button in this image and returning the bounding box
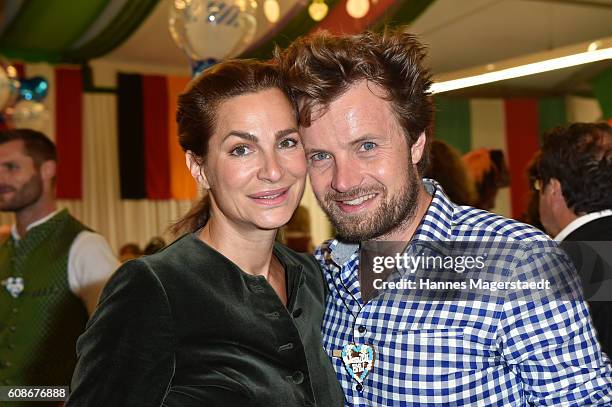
[358,325,366,333]
[356,384,363,392]
[292,308,303,318]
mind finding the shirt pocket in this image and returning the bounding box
[381,325,499,375]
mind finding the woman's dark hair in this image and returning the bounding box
[171,59,294,235]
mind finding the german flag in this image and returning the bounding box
[117,73,196,200]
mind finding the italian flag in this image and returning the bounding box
[434,96,605,219]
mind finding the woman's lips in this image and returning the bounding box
[249,187,290,206]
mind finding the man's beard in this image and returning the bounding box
[318,167,420,243]
[0,173,43,212]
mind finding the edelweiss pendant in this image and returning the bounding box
[1,277,24,298]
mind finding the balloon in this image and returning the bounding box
[19,76,49,102]
[191,58,218,77]
[169,0,257,62]
[8,100,50,132]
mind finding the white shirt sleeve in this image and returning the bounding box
[68,231,120,315]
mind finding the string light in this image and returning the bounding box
[264,0,280,23]
[309,0,329,21]
[346,0,369,19]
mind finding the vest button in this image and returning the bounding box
[8,344,15,350]
[278,342,294,352]
[9,326,16,332]
[12,308,18,313]
[292,308,303,318]
[356,384,363,392]
[289,370,304,384]
[358,325,366,333]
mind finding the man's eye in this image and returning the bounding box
[361,141,376,151]
[230,145,253,156]
[279,138,298,149]
[310,152,331,162]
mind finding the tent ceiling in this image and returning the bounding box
[5,0,608,97]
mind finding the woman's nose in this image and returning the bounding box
[257,152,283,183]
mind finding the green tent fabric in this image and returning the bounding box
[0,0,159,63]
[63,0,159,62]
[538,98,567,140]
[434,97,471,154]
[591,68,612,120]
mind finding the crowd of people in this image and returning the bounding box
[1,27,611,406]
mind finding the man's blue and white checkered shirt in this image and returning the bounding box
[315,180,612,406]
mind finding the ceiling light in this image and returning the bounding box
[430,37,612,94]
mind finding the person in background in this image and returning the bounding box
[424,139,477,206]
[67,60,344,407]
[0,129,118,389]
[143,236,166,255]
[281,205,314,252]
[118,242,142,262]
[536,122,612,356]
[0,224,9,244]
[521,152,545,231]
[463,147,510,210]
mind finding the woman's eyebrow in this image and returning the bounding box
[275,128,299,139]
[222,131,258,143]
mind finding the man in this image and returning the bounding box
[536,122,612,356]
[0,129,118,388]
[278,29,612,405]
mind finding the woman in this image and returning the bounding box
[67,60,344,407]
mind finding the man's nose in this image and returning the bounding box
[331,158,361,192]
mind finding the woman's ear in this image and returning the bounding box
[185,151,210,189]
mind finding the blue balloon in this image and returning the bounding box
[19,76,48,102]
[191,59,218,77]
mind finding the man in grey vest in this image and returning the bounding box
[0,129,118,389]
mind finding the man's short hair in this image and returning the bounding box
[276,27,434,173]
[0,128,57,167]
[538,122,612,214]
